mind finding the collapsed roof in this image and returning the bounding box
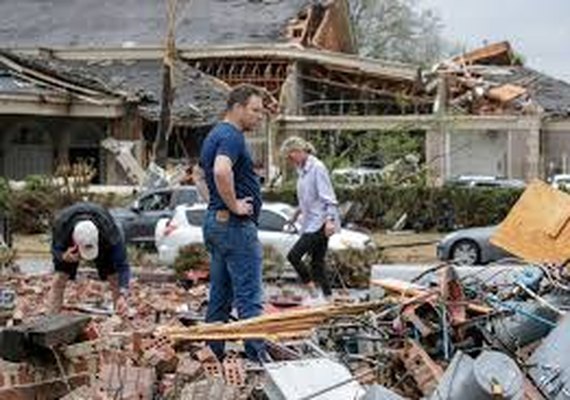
[0,51,229,125]
[435,41,570,118]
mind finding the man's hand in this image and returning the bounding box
[115,295,129,318]
[62,245,80,263]
[233,197,253,216]
[324,219,336,237]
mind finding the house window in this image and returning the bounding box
[11,127,47,145]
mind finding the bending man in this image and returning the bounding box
[48,202,130,316]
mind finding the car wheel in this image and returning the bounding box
[450,239,480,265]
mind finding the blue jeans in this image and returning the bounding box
[203,210,265,362]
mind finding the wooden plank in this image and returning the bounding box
[453,41,514,66]
[491,179,570,264]
[161,301,388,342]
[371,278,492,315]
[487,84,527,103]
[276,114,541,132]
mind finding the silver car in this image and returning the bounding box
[111,186,202,245]
[436,225,513,265]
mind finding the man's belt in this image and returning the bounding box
[215,209,251,222]
[215,210,230,222]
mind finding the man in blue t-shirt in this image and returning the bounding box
[197,84,266,363]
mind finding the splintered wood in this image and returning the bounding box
[487,84,527,103]
[159,301,386,342]
[491,179,570,264]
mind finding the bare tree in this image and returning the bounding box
[350,0,451,66]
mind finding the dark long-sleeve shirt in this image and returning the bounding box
[51,202,130,288]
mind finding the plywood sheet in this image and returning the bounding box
[491,180,570,264]
[487,84,527,103]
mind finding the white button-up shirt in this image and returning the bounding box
[296,155,340,234]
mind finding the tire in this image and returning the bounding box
[450,239,481,265]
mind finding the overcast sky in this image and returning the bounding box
[421,0,570,83]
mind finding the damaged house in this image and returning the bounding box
[1,2,568,185]
[0,51,228,183]
[0,0,428,184]
[426,41,570,182]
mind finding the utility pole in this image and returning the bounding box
[153,0,178,167]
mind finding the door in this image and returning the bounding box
[258,209,297,257]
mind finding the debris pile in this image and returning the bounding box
[2,182,570,398]
[1,257,569,399]
[430,41,570,118]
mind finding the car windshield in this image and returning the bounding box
[184,205,295,230]
[278,205,296,220]
[185,209,206,226]
[333,171,362,186]
[259,210,287,232]
[177,188,198,205]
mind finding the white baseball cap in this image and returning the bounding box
[72,220,99,261]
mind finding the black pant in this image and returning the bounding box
[287,225,331,296]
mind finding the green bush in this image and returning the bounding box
[328,247,385,288]
[264,184,524,232]
[9,176,63,234]
[173,244,210,279]
[4,163,132,234]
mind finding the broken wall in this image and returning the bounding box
[448,130,509,178]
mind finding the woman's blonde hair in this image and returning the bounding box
[279,136,316,156]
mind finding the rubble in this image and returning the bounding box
[432,40,570,118]
[0,259,569,399]
[3,183,570,399]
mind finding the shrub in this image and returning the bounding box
[264,184,524,232]
[328,247,385,289]
[4,163,132,235]
[262,245,287,276]
[9,175,61,233]
[172,244,210,279]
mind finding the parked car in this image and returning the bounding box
[550,174,570,190]
[331,167,382,187]
[436,225,513,265]
[111,186,202,245]
[445,175,526,189]
[0,208,11,248]
[155,202,375,265]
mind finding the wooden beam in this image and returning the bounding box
[12,45,419,81]
[544,119,570,132]
[160,301,389,342]
[452,41,514,66]
[276,114,543,132]
[0,94,124,117]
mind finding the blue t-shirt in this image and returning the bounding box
[200,122,262,222]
